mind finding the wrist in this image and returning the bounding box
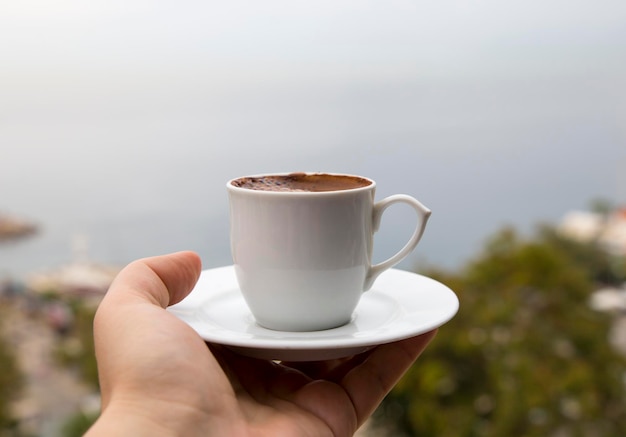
[86,405,176,437]
[86,398,246,437]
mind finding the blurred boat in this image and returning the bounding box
[25,234,120,307]
[27,260,120,306]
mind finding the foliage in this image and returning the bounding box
[61,410,99,437]
[588,198,614,216]
[377,226,626,436]
[0,318,23,431]
[53,301,99,435]
[54,302,99,389]
[538,224,626,286]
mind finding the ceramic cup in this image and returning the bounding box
[227,172,431,331]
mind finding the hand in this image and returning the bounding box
[86,251,436,437]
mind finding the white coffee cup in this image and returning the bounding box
[227,172,431,331]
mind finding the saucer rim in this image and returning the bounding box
[168,265,459,354]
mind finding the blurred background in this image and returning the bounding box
[1,1,625,436]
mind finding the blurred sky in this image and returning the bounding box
[1,0,626,276]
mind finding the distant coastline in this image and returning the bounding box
[0,214,37,242]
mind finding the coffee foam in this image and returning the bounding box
[231,173,371,192]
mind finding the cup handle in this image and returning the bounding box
[364,195,431,290]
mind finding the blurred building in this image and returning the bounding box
[558,207,626,256]
[565,207,626,348]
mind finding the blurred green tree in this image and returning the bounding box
[377,226,626,436]
[61,410,99,437]
[55,302,100,434]
[539,224,625,286]
[0,327,23,431]
[54,302,98,389]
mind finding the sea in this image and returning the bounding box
[1,80,624,282]
[1,0,625,281]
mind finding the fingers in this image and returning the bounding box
[105,251,202,308]
[286,331,436,436]
[340,330,438,428]
[280,358,349,381]
[211,344,313,401]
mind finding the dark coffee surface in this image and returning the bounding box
[231,173,371,192]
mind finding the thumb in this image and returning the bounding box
[93,251,203,410]
[104,251,202,309]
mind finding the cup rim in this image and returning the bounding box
[227,172,376,195]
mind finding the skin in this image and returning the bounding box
[86,251,436,437]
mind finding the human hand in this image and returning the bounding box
[86,251,436,437]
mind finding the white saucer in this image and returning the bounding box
[167,266,459,361]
